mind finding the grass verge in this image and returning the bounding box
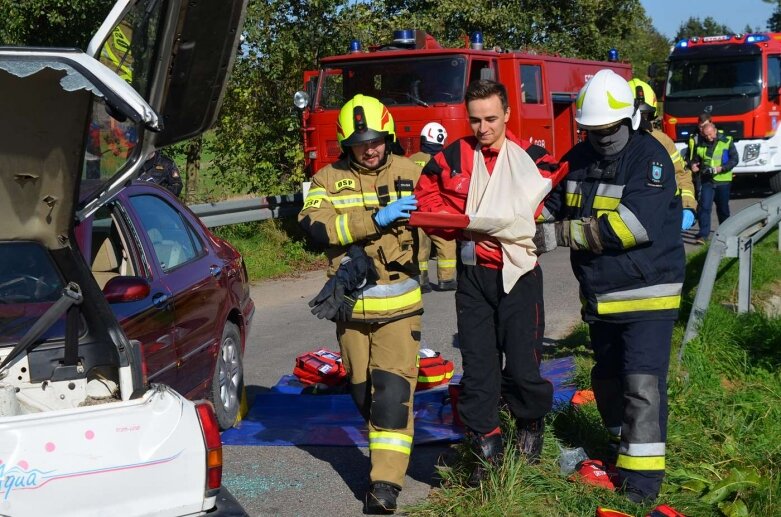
[212,218,326,281]
[406,231,781,517]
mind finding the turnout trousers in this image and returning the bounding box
[337,315,421,487]
[455,263,553,434]
[417,230,457,283]
[589,319,673,499]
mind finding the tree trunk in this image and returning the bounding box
[185,136,202,203]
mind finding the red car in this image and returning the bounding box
[75,182,254,430]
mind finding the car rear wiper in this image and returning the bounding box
[0,282,82,374]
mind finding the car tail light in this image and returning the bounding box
[196,401,223,494]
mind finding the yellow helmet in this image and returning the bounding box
[336,94,396,146]
[627,78,657,116]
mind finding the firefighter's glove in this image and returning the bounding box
[308,276,345,321]
[373,195,418,228]
[556,218,603,254]
[681,209,696,231]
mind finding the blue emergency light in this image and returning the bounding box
[675,39,689,48]
[349,39,361,53]
[608,48,619,62]
[393,29,416,46]
[471,31,484,50]
[746,34,770,43]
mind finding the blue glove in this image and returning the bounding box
[681,209,696,231]
[374,195,418,228]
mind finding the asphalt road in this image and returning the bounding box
[223,178,772,517]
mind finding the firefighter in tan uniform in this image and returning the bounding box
[409,122,457,292]
[628,78,697,230]
[299,94,423,515]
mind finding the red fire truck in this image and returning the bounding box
[294,30,631,176]
[661,33,781,192]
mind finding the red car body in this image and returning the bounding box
[75,181,254,428]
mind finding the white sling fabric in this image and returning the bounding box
[465,139,551,293]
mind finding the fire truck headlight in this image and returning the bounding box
[743,144,761,162]
[293,91,310,109]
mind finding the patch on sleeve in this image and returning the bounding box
[647,161,664,187]
[303,198,322,210]
[334,178,356,192]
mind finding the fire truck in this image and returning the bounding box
[293,30,631,176]
[661,33,781,192]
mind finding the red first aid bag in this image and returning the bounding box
[416,351,454,391]
[293,348,347,387]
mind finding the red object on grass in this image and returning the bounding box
[570,459,618,491]
[571,389,596,405]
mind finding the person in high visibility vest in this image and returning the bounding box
[548,69,685,504]
[298,94,422,515]
[688,122,738,244]
[627,78,697,231]
[409,123,457,292]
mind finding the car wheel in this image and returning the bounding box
[210,321,243,430]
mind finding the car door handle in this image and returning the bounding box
[209,265,223,278]
[152,293,170,309]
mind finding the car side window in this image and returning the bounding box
[128,194,203,272]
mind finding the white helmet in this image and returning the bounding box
[420,122,448,145]
[575,69,640,131]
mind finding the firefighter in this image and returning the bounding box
[688,121,738,244]
[627,78,697,231]
[298,94,423,515]
[415,80,565,486]
[139,151,184,197]
[548,69,685,503]
[409,122,457,292]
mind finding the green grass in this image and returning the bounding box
[406,231,781,517]
[212,218,326,281]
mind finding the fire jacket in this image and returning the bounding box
[414,131,565,268]
[299,154,423,323]
[547,131,685,323]
[649,128,696,211]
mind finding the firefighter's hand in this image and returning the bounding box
[555,218,603,254]
[681,209,696,231]
[373,195,418,228]
[690,162,700,173]
[466,231,500,251]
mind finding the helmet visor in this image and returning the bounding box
[341,128,389,147]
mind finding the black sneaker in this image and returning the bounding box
[365,482,400,514]
[517,417,545,464]
[438,279,457,291]
[622,485,657,504]
[466,431,504,487]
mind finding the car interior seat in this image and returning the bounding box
[91,237,120,289]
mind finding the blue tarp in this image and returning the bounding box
[221,356,576,447]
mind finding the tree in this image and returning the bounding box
[674,16,732,40]
[766,0,781,31]
[0,0,113,48]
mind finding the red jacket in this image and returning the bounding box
[415,130,566,268]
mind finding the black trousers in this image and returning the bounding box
[455,263,553,434]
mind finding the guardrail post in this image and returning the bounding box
[737,236,753,314]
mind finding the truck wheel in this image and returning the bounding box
[210,322,243,430]
[770,172,781,193]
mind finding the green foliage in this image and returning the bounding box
[0,0,113,47]
[674,16,733,41]
[211,219,326,280]
[765,0,781,32]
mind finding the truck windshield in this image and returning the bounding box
[319,56,467,109]
[667,55,761,99]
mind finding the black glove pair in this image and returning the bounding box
[308,245,378,322]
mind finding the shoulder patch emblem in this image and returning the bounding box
[334,178,356,192]
[648,161,664,186]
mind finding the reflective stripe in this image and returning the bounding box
[331,194,365,208]
[619,442,665,456]
[419,261,429,271]
[680,189,695,199]
[670,150,683,165]
[595,183,625,198]
[418,371,454,383]
[355,278,422,314]
[305,187,327,201]
[438,259,456,268]
[369,431,413,455]
[605,204,648,248]
[335,214,353,245]
[616,454,665,471]
[565,180,582,207]
[538,206,554,222]
[592,183,624,211]
[596,283,682,314]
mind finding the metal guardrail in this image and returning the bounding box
[680,192,781,360]
[188,194,303,228]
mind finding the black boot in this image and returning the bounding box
[516,417,545,464]
[419,271,432,293]
[466,430,504,487]
[365,482,400,515]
